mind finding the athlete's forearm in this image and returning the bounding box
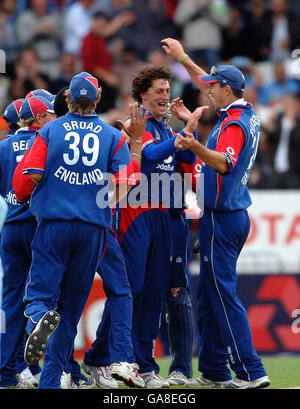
[142,135,177,162]
[130,140,142,167]
[191,142,229,174]
[30,173,43,184]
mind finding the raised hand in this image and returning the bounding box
[161,38,186,62]
[175,106,209,150]
[117,103,148,142]
[170,97,192,123]
[184,106,209,133]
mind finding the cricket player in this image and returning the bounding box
[0,96,56,389]
[12,88,102,389]
[82,103,147,389]
[115,65,203,388]
[20,72,138,389]
[162,38,270,389]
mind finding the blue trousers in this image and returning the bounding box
[118,208,173,373]
[166,212,194,378]
[0,220,39,387]
[24,219,105,389]
[84,227,135,366]
[196,209,267,382]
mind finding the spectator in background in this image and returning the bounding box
[258,60,300,106]
[16,0,62,64]
[120,0,168,60]
[174,0,230,67]
[0,0,19,76]
[80,12,119,113]
[63,0,95,56]
[162,0,181,38]
[230,56,263,92]
[114,45,144,99]
[258,0,300,61]
[265,93,300,189]
[50,53,79,94]
[242,0,268,62]
[221,6,249,60]
[9,48,51,100]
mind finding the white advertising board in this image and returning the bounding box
[238,190,300,273]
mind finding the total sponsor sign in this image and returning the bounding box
[238,190,300,274]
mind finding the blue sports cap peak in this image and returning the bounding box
[199,65,246,91]
[69,72,99,105]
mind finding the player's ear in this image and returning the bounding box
[35,113,42,125]
[97,87,102,101]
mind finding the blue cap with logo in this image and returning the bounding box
[199,65,246,91]
[3,99,25,127]
[19,96,55,121]
[69,72,99,105]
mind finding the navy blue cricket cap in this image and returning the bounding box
[3,99,25,127]
[199,65,246,91]
[69,72,99,105]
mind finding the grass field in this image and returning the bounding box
[102,356,300,389]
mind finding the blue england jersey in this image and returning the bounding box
[201,101,260,211]
[0,129,37,223]
[23,112,132,228]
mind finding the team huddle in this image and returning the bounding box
[0,38,270,389]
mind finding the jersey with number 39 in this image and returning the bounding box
[202,101,260,211]
[22,112,132,227]
[0,129,37,223]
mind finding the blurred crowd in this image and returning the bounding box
[0,0,300,189]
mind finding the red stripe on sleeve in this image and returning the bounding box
[112,160,140,186]
[141,130,156,150]
[215,124,245,170]
[22,134,48,174]
[12,150,36,203]
[113,134,126,157]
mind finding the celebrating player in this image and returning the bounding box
[115,65,204,388]
[20,72,138,389]
[162,38,270,389]
[0,97,56,389]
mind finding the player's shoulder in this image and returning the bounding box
[0,136,10,153]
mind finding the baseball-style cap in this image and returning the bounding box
[199,65,246,91]
[3,99,25,127]
[19,96,55,121]
[69,72,99,105]
[26,89,56,104]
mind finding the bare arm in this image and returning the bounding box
[29,173,43,184]
[161,38,210,96]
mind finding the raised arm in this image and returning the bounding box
[161,38,210,96]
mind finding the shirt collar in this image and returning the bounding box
[220,98,248,112]
[15,126,40,133]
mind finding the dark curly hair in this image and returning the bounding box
[131,65,172,103]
